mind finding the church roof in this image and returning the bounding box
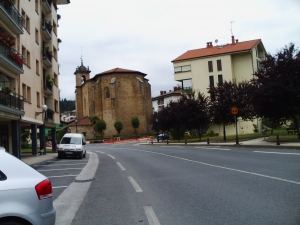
[97,67,147,76]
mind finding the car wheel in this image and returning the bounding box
[0,219,25,225]
[79,152,83,159]
[83,151,86,158]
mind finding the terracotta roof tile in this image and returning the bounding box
[172,39,261,62]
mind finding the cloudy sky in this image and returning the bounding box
[57,0,300,100]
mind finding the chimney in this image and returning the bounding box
[174,87,177,91]
[164,91,166,94]
[160,91,163,95]
[236,39,238,43]
[231,36,235,44]
[210,42,213,47]
[206,42,210,48]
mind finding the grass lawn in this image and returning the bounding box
[22,148,55,154]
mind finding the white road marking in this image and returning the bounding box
[48,175,78,178]
[108,154,116,159]
[98,151,105,153]
[34,163,87,166]
[53,186,68,189]
[37,168,82,171]
[126,148,300,185]
[128,176,143,192]
[117,162,126,171]
[254,151,300,155]
[195,147,231,150]
[144,206,161,225]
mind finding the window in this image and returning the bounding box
[55,100,59,112]
[174,65,191,73]
[217,60,222,71]
[35,28,39,44]
[37,92,40,107]
[36,60,39,75]
[22,10,25,27]
[26,50,30,67]
[54,73,58,85]
[53,46,57,60]
[209,76,214,87]
[27,86,31,102]
[208,61,213,72]
[22,83,26,100]
[25,15,30,32]
[218,75,223,85]
[22,46,25,59]
[0,171,7,181]
[53,21,57,35]
[35,0,39,13]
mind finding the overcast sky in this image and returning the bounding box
[57,0,300,100]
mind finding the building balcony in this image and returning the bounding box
[42,0,52,13]
[0,89,24,112]
[44,80,53,95]
[181,86,193,94]
[0,43,24,74]
[45,108,54,122]
[56,0,70,4]
[42,49,52,67]
[0,0,23,34]
[41,19,52,40]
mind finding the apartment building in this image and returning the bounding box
[172,36,266,135]
[152,87,182,112]
[0,0,70,157]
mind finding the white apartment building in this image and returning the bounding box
[152,87,182,112]
[0,0,70,157]
[172,36,266,135]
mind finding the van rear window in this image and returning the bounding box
[60,137,81,145]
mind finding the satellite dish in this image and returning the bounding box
[215,39,218,44]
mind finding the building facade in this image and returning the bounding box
[74,64,153,138]
[152,87,182,112]
[0,0,70,157]
[172,36,266,135]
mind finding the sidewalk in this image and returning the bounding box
[21,152,57,166]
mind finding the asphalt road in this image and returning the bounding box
[63,143,300,225]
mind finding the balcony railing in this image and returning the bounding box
[45,109,54,122]
[0,90,24,111]
[41,18,52,39]
[42,0,52,13]
[0,0,23,34]
[42,48,52,67]
[44,80,53,94]
[182,86,193,94]
[0,42,24,73]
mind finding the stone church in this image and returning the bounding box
[74,61,153,138]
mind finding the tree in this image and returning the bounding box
[250,43,300,138]
[208,80,255,141]
[89,116,100,131]
[95,120,106,139]
[149,112,160,135]
[114,121,123,136]
[131,117,140,137]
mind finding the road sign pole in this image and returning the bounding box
[235,115,239,145]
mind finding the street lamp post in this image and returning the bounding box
[75,119,78,133]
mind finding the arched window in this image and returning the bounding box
[104,87,110,98]
[81,76,86,84]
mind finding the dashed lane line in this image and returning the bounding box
[144,206,161,225]
[108,154,116,159]
[128,176,143,192]
[254,151,300,155]
[117,162,126,171]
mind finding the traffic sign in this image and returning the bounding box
[230,106,239,115]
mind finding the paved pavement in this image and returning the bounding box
[21,138,300,166]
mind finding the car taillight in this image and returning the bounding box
[35,179,53,200]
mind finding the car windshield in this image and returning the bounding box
[60,137,81,145]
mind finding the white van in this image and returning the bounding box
[58,133,86,159]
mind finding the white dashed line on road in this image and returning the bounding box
[144,206,161,225]
[128,176,143,192]
[34,163,87,166]
[37,168,83,171]
[108,154,116,159]
[53,186,68,189]
[116,162,126,171]
[48,175,78,178]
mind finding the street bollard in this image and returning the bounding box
[151,139,153,145]
[185,138,187,145]
[167,139,169,144]
[276,135,280,145]
[207,137,210,145]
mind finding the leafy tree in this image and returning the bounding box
[57,129,67,143]
[114,121,123,136]
[149,112,160,135]
[59,99,75,112]
[250,43,300,138]
[131,117,140,137]
[95,120,106,139]
[89,116,100,130]
[208,80,255,141]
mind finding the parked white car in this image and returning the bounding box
[0,147,56,225]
